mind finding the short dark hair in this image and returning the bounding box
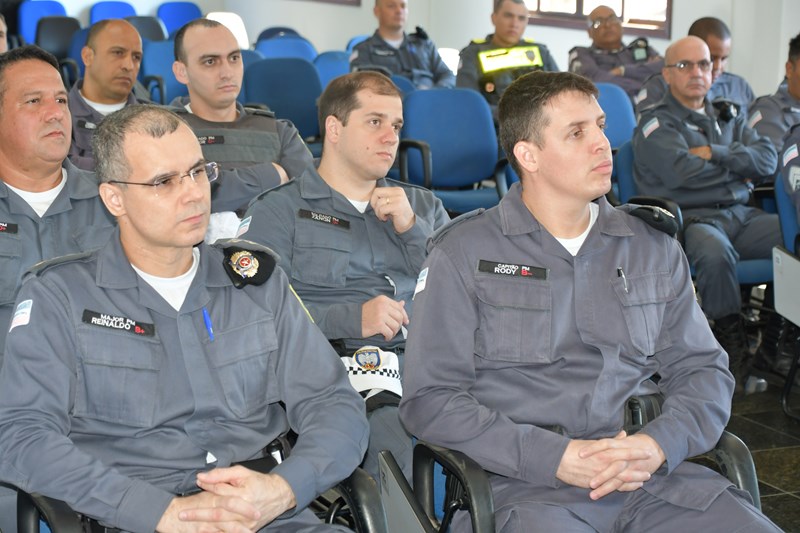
[494,0,525,13]
[93,105,185,184]
[499,71,598,177]
[688,17,731,42]
[174,18,224,62]
[317,71,401,144]
[789,32,800,64]
[0,46,60,105]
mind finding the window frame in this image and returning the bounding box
[525,0,672,40]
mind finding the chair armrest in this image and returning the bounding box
[399,139,432,188]
[142,75,165,105]
[711,430,761,511]
[17,491,83,533]
[333,467,388,533]
[413,441,494,533]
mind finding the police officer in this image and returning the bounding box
[748,32,800,150]
[636,17,755,116]
[399,70,780,533]
[0,105,368,532]
[633,37,778,393]
[68,19,146,171]
[457,0,558,116]
[350,0,454,90]
[239,71,449,481]
[569,5,663,99]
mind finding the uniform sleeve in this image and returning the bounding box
[396,193,449,272]
[748,98,785,150]
[210,163,282,213]
[456,45,480,91]
[634,75,666,115]
[621,55,663,82]
[268,269,369,511]
[429,43,455,88]
[0,279,174,532]
[399,248,570,489]
[639,235,735,472]
[709,117,778,178]
[275,119,314,180]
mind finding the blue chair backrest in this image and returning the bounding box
[157,1,202,37]
[390,75,416,96]
[614,141,637,203]
[68,27,90,77]
[125,15,168,41]
[243,58,322,139]
[237,49,264,104]
[346,34,369,53]
[596,82,637,150]
[313,50,350,88]
[257,26,300,41]
[775,172,799,253]
[90,1,136,24]
[18,0,66,45]
[140,39,187,104]
[401,88,498,189]
[255,35,318,62]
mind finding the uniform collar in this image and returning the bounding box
[69,79,140,119]
[663,90,713,120]
[297,166,390,209]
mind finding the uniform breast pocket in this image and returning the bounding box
[0,235,22,306]
[207,318,279,418]
[614,271,675,356]
[75,328,162,427]
[291,220,351,288]
[474,278,552,364]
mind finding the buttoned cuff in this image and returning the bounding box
[520,427,570,488]
[115,478,174,532]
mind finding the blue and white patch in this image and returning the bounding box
[685,122,701,132]
[642,117,660,138]
[236,216,251,238]
[783,144,799,167]
[413,267,428,299]
[635,88,647,105]
[9,299,32,332]
[789,166,800,192]
[747,109,763,128]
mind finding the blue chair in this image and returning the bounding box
[255,35,318,62]
[243,57,322,143]
[257,26,300,41]
[139,39,186,104]
[390,74,416,96]
[125,15,168,41]
[313,50,350,88]
[236,49,264,104]
[775,172,799,253]
[18,0,67,45]
[35,15,81,87]
[595,82,637,150]
[157,1,202,37]
[89,1,136,24]
[346,34,369,53]
[399,88,507,214]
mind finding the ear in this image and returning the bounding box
[325,115,341,143]
[99,182,126,218]
[513,140,538,175]
[173,60,188,84]
[81,46,93,69]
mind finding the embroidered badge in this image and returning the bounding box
[9,299,32,331]
[642,117,660,138]
[783,144,799,167]
[298,209,351,229]
[477,260,548,280]
[354,346,382,370]
[229,250,259,279]
[197,135,224,145]
[82,310,155,336]
[0,222,18,234]
[413,267,428,298]
[236,216,251,237]
[747,110,763,128]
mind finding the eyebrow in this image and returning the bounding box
[563,113,606,130]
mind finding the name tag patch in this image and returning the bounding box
[298,209,350,229]
[198,135,224,145]
[0,222,18,234]
[82,310,155,337]
[477,260,548,280]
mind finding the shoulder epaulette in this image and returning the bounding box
[243,106,276,118]
[470,37,487,45]
[28,250,95,277]
[214,238,278,288]
[411,26,429,40]
[522,38,536,44]
[616,204,679,237]
[429,209,485,248]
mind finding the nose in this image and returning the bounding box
[44,98,65,122]
[593,126,611,152]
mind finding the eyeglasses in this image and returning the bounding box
[108,161,219,197]
[589,15,621,29]
[664,60,712,73]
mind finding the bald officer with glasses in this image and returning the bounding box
[0,105,368,532]
[633,36,778,394]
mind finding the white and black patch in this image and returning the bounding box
[477,260,548,280]
[298,209,351,229]
[82,310,155,337]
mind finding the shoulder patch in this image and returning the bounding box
[243,106,276,118]
[28,250,95,277]
[429,208,485,248]
[617,204,679,237]
[214,239,279,288]
[9,299,32,332]
[642,117,660,138]
[783,143,799,167]
[747,109,763,128]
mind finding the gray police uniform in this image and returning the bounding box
[350,30,455,89]
[68,80,141,171]
[239,167,448,480]
[635,72,756,117]
[633,91,779,320]
[568,41,662,98]
[399,186,778,532]
[779,123,800,227]
[748,83,800,150]
[0,232,368,532]
[457,34,559,114]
